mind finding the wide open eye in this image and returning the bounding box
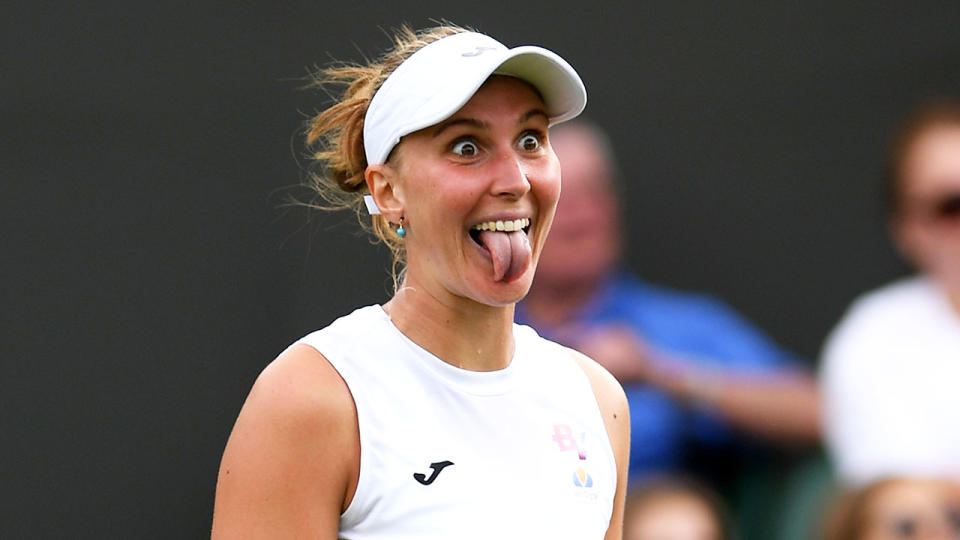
[451,139,479,157]
[518,133,541,152]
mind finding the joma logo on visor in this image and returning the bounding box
[462,46,498,57]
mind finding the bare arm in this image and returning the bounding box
[571,325,821,444]
[211,345,360,539]
[569,348,630,540]
[650,363,821,443]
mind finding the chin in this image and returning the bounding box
[467,272,535,307]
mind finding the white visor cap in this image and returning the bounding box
[362,31,587,166]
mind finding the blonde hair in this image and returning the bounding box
[303,23,470,288]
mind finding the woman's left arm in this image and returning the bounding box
[569,349,630,540]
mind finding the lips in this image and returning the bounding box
[469,218,532,282]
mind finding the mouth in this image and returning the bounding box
[468,217,531,246]
[467,217,533,283]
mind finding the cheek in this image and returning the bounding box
[907,222,960,259]
[529,163,562,261]
[532,160,562,213]
[405,167,478,226]
[895,220,934,262]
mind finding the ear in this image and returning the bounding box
[365,163,404,222]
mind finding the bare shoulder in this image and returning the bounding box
[211,344,358,539]
[246,344,356,426]
[566,347,630,540]
[225,344,358,450]
[567,346,629,424]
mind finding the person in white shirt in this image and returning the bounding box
[211,25,630,539]
[821,99,960,487]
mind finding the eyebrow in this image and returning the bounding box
[431,108,551,138]
[522,108,549,123]
[432,118,488,137]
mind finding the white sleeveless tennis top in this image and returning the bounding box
[295,305,616,539]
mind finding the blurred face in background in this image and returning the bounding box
[893,125,960,300]
[533,125,621,290]
[859,478,960,540]
[624,492,722,540]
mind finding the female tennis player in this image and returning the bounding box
[212,24,629,539]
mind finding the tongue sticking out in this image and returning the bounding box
[476,230,532,282]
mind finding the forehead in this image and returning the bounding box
[902,125,960,195]
[869,479,956,514]
[630,494,717,533]
[444,75,547,123]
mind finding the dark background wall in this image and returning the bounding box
[4,2,959,537]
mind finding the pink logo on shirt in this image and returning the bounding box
[552,424,587,460]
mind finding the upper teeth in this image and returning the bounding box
[472,218,530,232]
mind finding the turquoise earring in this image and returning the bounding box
[396,217,406,238]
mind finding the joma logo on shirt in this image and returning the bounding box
[413,461,454,485]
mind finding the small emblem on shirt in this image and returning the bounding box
[413,460,454,485]
[572,466,594,488]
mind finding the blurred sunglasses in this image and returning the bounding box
[927,193,960,221]
[933,194,960,221]
[906,193,960,223]
[889,505,960,537]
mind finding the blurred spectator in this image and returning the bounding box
[518,120,820,485]
[624,476,731,540]
[823,477,960,540]
[821,99,960,487]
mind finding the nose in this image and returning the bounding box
[488,149,530,199]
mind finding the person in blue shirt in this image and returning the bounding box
[518,120,820,483]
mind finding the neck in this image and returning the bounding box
[522,276,601,327]
[949,288,960,318]
[383,280,516,372]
